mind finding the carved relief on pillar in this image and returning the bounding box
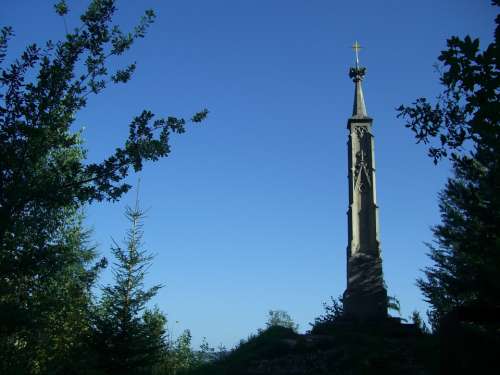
[352,125,372,193]
[354,150,371,192]
[354,125,367,140]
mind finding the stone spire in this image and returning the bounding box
[351,70,367,117]
[342,42,388,320]
[350,40,368,118]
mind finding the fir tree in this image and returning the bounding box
[0,1,206,372]
[0,211,104,375]
[93,201,167,375]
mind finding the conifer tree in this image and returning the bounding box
[398,1,499,330]
[93,201,167,375]
[0,1,205,372]
[398,2,499,371]
[0,211,104,375]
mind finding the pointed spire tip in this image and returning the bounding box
[349,41,368,117]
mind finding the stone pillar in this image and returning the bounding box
[342,65,387,320]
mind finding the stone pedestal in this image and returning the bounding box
[343,254,387,319]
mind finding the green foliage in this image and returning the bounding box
[0,26,13,63]
[397,17,498,164]
[309,296,344,334]
[93,203,167,374]
[310,295,402,334]
[0,211,104,375]
[183,323,437,375]
[410,311,429,334]
[201,326,299,375]
[0,1,206,373]
[54,1,68,16]
[397,1,500,331]
[398,2,500,372]
[162,329,198,372]
[265,310,299,332]
[152,331,217,375]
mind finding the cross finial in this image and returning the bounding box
[352,40,362,67]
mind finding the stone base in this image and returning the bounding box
[344,252,387,320]
[343,286,388,320]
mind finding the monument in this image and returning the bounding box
[342,42,388,320]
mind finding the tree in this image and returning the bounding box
[397,2,500,371]
[265,310,299,332]
[409,310,429,334]
[153,331,217,374]
[397,1,499,330]
[0,1,206,372]
[159,329,199,374]
[0,211,104,375]
[309,296,344,334]
[93,202,167,374]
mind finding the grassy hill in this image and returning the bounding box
[183,320,438,375]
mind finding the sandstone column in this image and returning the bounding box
[343,45,388,319]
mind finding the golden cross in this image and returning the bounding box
[352,40,362,66]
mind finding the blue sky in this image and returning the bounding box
[2,0,496,348]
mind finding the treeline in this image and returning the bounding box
[0,1,207,374]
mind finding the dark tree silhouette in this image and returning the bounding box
[0,1,206,373]
[398,1,499,372]
[398,0,499,330]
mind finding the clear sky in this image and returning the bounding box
[2,0,496,348]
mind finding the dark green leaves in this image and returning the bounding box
[134,9,156,38]
[400,3,500,337]
[0,2,207,372]
[110,26,133,55]
[397,24,498,164]
[93,203,167,373]
[1,0,207,207]
[111,63,136,83]
[192,108,209,123]
[0,26,13,65]
[54,1,68,17]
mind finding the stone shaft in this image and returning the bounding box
[343,66,387,319]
